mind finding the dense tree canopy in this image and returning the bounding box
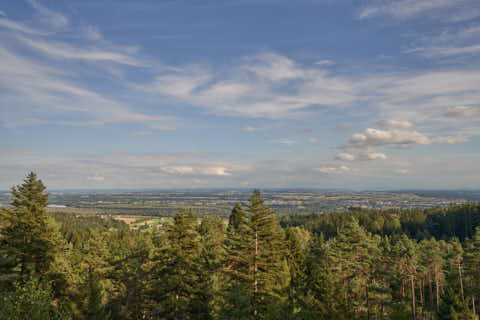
[1,173,480,319]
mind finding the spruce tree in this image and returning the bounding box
[0,172,66,293]
[228,203,246,233]
[224,190,288,320]
[150,210,213,319]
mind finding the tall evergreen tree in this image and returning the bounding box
[0,172,66,295]
[224,190,289,320]
[228,203,246,233]
[437,287,476,320]
[150,210,213,319]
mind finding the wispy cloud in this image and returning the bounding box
[28,0,68,29]
[407,44,480,58]
[359,152,388,161]
[444,106,478,118]
[82,25,102,41]
[0,17,45,35]
[315,59,335,66]
[335,153,355,161]
[346,127,468,149]
[18,36,144,66]
[314,165,352,175]
[0,47,168,127]
[358,0,479,21]
[243,124,278,132]
[87,175,105,182]
[140,52,358,118]
[377,119,414,129]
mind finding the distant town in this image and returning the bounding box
[1,189,478,218]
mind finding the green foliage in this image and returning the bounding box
[225,190,289,319]
[4,173,480,319]
[0,172,68,297]
[150,209,213,319]
[437,288,476,320]
[0,277,70,320]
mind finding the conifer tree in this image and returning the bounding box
[464,227,480,316]
[224,190,288,320]
[228,203,246,233]
[298,237,352,320]
[150,210,213,319]
[437,287,476,320]
[0,172,66,295]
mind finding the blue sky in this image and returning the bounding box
[1,0,480,189]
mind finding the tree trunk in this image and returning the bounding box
[411,274,416,320]
[434,264,440,311]
[472,296,475,317]
[381,300,384,320]
[366,283,370,320]
[420,278,425,320]
[458,260,464,301]
[253,231,258,319]
[428,272,433,308]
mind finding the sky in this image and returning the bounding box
[1,0,480,190]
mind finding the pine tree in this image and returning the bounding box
[328,218,380,318]
[285,226,310,309]
[464,227,480,316]
[297,237,352,320]
[150,209,213,319]
[0,172,66,295]
[437,287,476,320]
[228,203,246,233]
[109,233,153,319]
[224,190,289,320]
[0,276,70,320]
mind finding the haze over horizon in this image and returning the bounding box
[1,0,480,189]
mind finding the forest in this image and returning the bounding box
[1,172,480,319]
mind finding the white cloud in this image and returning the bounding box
[346,128,468,149]
[19,36,144,66]
[407,44,480,58]
[0,18,46,35]
[358,0,477,20]
[433,137,469,144]
[315,59,335,66]
[0,47,169,127]
[87,175,105,181]
[28,0,68,29]
[162,166,195,175]
[347,128,431,148]
[246,52,305,82]
[405,24,480,61]
[360,152,388,160]
[162,166,231,176]
[314,165,351,175]
[335,153,355,161]
[139,52,358,118]
[2,150,480,189]
[377,119,414,129]
[82,26,102,41]
[444,106,477,118]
